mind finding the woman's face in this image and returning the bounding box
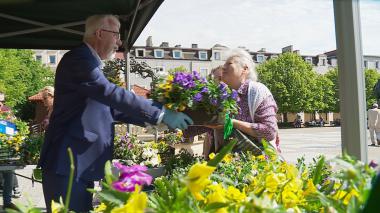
[222,57,247,90]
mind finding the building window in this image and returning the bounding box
[199,51,208,60]
[256,55,265,63]
[49,55,56,64]
[214,52,221,60]
[135,49,145,57]
[173,50,182,59]
[364,60,368,68]
[36,55,42,61]
[305,57,312,64]
[200,68,208,77]
[376,61,379,69]
[321,58,326,66]
[154,49,164,58]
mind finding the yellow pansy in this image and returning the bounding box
[51,200,64,213]
[94,203,107,212]
[222,153,233,163]
[187,162,216,200]
[209,153,216,160]
[178,104,186,111]
[165,103,173,109]
[167,74,174,82]
[226,186,246,202]
[176,130,183,137]
[111,187,148,213]
[265,173,280,193]
[257,155,266,161]
[303,179,317,196]
[206,184,228,213]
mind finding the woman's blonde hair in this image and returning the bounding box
[42,86,54,98]
[226,48,257,81]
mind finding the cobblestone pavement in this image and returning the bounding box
[3,127,380,211]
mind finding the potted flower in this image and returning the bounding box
[150,70,239,125]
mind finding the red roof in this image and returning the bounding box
[132,85,150,98]
[28,92,43,102]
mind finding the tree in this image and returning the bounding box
[257,52,317,122]
[324,68,340,112]
[0,49,54,120]
[364,69,380,109]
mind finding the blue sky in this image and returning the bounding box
[135,0,380,55]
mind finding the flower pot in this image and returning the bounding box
[183,109,221,125]
[146,166,166,179]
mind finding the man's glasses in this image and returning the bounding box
[100,29,120,39]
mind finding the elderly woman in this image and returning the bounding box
[41,86,54,129]
[222,49,279,152]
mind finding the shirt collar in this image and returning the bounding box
[84,42,105,69]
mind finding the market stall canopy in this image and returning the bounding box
[0,0,163,50]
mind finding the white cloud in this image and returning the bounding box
[135,0,379,55]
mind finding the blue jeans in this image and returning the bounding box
[2,171,13,205]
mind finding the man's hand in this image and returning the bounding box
[162,109,193,130]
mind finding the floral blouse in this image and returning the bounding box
[236,80,278,143]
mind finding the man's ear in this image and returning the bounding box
[95,29,102,39]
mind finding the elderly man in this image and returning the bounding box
[368,103,380,146]
[38,15,193,212]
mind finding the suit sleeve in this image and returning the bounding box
[70,61,163,125]
[111,108,146,126]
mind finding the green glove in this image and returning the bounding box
[224,113,233,140]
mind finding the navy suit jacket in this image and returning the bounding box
[38,44,163,181]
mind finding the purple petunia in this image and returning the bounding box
[192,71,201,80]
[193,93,203,102]
[231,89,239,101]
[221,90,229,100]
[219,82,228,92]
[211,98,218,106]
[201,87,209,94]
[112,162,152,192]
[173,72,196,89]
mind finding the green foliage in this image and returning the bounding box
[324,68,340,112]
[0,49,54,120]
[103,59,124,86]
[257,53,317,116]
[364,69,380,109]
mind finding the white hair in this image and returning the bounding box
[83,15,120,40]
[226,48,257,81]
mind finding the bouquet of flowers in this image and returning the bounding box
[150,71,239,124]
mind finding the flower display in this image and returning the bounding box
[112,162,152,192]
[151,70,239,116]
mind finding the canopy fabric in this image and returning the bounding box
[0,0,163,50]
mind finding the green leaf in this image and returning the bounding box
[204,202,230,211]
[207,139,237,167]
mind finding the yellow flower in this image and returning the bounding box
[176,130,183,137]
[303,179,317,196]
[226,186,246,202]
[257,155,266,161]
[111,187,148,213]
[206,184,228,213]
[265,173,281,193]
[94,203,107,212]
[187,162,216,200]
[209,153,216,160]
[333,189,359,205]
[222,153,233,163]
[165,103,173,109]
[167,74,174,82]
[51,200,64,213]
[178,104,186,111]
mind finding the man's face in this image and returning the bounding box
[97,21,122,60]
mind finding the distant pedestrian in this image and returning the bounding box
[367,103,380,146]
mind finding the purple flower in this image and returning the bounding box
[192,71,201,80]
[221,91,229,100]
[173,72,196,89]
[201,87,209,94]
[112,162,153,192]
[211,98,218,106]
[231,90,239,101]
[219,82,227,92]
[369,160,378,168]
[193,93,203,102]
